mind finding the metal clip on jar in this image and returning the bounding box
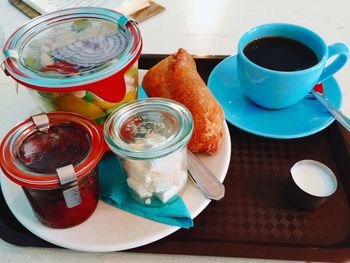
[0,112,105,228]
[104,98,194,206]
[1,7,142,123]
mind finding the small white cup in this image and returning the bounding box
[285,160,337,210]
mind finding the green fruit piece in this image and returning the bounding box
[84,91,95,103]
[72,19,92,32]
[94,115,108,124]
[93,100,119,111]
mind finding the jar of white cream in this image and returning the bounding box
[104,98,193,206]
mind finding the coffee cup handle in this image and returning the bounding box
[319,43,349,82]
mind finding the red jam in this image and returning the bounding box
[18,124,90,173]
[23,168,99,228]
[17,123,98,228]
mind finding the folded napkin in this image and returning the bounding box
[99,155,193,228]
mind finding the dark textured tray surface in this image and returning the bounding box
[1,56,350,261]
[201,126,350,246]
[133,123,350,261]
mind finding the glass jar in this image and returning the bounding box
[104,98,193,206]
[0,112,105,228]
[1,8,142,123]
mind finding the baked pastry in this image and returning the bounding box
[141,48,224,155]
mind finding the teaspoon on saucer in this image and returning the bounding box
[310,90,350,132]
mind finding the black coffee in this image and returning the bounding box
[243,36,318,71]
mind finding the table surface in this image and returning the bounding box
[0,0,349,262]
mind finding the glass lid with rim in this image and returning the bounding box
[104,98,194,160]
[0,112,105,189]
[1,7,142,88]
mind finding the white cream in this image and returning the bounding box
[291,160,337,197]
[124,134,188,204]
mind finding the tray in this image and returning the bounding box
[1,55,350,261]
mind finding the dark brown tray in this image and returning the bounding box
[1,55,350,262]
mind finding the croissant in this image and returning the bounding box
[141,48,224,155]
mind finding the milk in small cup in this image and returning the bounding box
[285,160,337,210]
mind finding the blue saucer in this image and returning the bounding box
[208,55,342,139]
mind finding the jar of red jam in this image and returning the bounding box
[0,112,105,228]
[1,8,142,123]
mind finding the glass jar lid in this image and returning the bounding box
[104,98,193,160]
[0,112,105,188]
[1,7,141,89]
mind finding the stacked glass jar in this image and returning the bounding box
[0,8,194,229]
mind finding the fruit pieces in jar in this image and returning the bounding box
[41,61,80,74]
[21,18,139,122]
[22,19,121,74]
[54,94,106,120]
[29,64,138,122]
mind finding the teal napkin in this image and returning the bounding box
[99,155,193,229]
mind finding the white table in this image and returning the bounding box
[1,0,350,262]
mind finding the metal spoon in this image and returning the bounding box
[310,89,350,132]
[187,150,225,200]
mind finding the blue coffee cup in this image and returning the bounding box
[237,23,349,109]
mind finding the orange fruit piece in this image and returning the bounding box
[54,94,105,119]
[93,100,119,110]
[92,91,137,110]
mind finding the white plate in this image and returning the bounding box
[0,70,231,252]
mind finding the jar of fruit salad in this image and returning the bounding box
[0,112,105,228]
[1,7,142,123]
